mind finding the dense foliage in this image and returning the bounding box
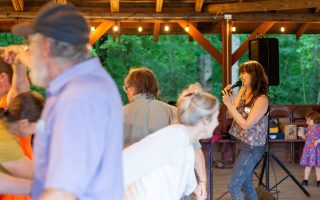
[1,33,319,104]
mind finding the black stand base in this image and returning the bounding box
[256,143,311,197]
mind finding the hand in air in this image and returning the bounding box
[1,45,30,66]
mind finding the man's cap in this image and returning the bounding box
[12,2,89,44]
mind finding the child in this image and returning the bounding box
[299,111,320,186]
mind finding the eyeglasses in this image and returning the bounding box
[122,85,131,93]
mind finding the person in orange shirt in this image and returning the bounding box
[0,48,32,200]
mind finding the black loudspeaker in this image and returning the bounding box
[249,38,279,86]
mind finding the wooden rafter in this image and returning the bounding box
[89,20,115,45]
[221,20,232,86]
[153,22,160,42]
[296,7,320,40]
[207,0,320,13]
[231,22,275,65]
[195,0,204,12]
[11,0,24,11]
[153,0,163,42]
[156,0,163,13]
[193,0,203,41]
[296,23,310,40]
[177,21,222,65]
[117,21,121,43]
[55,0,67,4]
[110,0,119,13]
[1,11,320,23]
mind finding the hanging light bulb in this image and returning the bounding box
[232,26,236,32]
[185,25,189,32]
[280,26,285,33]
[113,25,119,32]
[90,26,96,32]
[138,26,143,32]
[164,25,170,32]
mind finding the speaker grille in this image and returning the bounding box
[249,38,279,86]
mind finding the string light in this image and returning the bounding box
[232,26,236,32]
[185,25,189,32]
[280,26,285,33]
[138,26,143,32]
[164,25,170,32]
[90,26,96,32]
[113,25,119,32]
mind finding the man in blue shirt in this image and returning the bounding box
[10,2,124,200]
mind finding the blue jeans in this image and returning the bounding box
[228,142,264,200]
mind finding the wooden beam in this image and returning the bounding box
[110,0,119,13]
[117,21,121,43]
[153,22,160,42]
[231,22,275,65]
[296,7,320,40]
[2,11,320,23]
[11,0,24,11]
[177,21,222,65]
[207,0,320,13]
[195,0,204,12]
[156,0,163,13]
[188,22,197,41]
[222,20,232,87]
[89,21,115,45]
[153,0,163,42]
[55,0,67,4]
[296,23,310,40]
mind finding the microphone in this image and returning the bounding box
[221,80,242,96]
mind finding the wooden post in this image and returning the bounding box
[221,18,232,135]
[221,19,232,87]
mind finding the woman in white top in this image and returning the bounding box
[123,83,220,200]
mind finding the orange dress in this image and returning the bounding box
[0,95,32,200]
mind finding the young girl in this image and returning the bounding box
[0,91,44,195]
[123,83,219,200]
[299,111,320,186]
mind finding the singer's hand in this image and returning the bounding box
[222,85,233,107]
[222,84,233,94]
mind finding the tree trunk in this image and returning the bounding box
[232,35,240,92]
[299,56,307,104]
[199,54,213,92]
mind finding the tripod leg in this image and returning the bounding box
[266,151,270,191]
[270,152,311,197]
[258,152,267,185]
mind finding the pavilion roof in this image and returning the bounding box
[0,0,319,39]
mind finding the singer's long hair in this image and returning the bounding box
[239,60,269,106]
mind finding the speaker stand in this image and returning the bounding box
[256,116,311,197]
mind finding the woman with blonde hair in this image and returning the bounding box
[124,83,220,200]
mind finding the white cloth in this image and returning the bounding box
[123,124,197,200]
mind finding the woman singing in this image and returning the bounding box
[222,60,269,200]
